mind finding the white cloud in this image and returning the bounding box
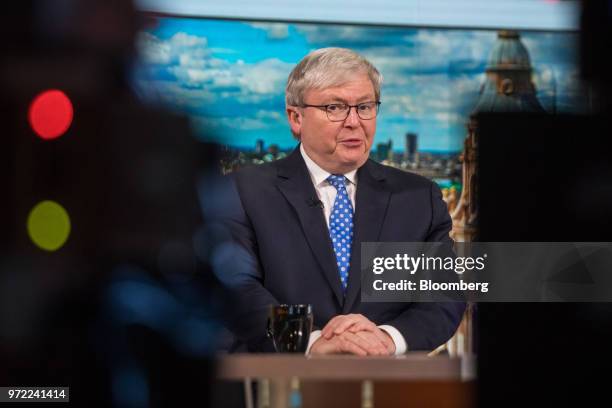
[138,27,496,119]
[140,31,293,103]
[377,70,484,124]
[237,58,292,94]
[386,74,454,113]
[365,51,422,77]
[453,73,485,94]
[168,56,291,96]
[136,79,215,107]
[137,32,171,65]
[413,31,453,56]
[382,94,417,115]
[142,33,292,98]
[208,47,239,55]
[222,117,269,130]
[521,32,578,66]
[256,110,284,121]
[178,48,209,68]
[251,23,290,39]
[190,110,287,135]
[169,32,207,48]
[137,31,208,66]
[194,115,268,131]
[532,65,555,90]
[434,112,463,124]
[294,27,494,80]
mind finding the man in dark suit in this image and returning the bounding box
[222,47,465,355]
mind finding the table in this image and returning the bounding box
[216,353,476,408]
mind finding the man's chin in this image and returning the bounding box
[336,153,369,172]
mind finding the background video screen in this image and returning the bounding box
[132,17,587,188]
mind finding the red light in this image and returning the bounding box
[28,89,74,140]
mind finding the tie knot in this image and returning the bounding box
[327,174,346,190]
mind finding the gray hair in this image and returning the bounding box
[285,47,382,106]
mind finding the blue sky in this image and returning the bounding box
[132,18,583,153]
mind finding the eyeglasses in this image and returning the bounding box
[300,101,381,122]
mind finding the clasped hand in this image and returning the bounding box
[310,314,395,356]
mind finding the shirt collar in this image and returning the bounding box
[300,143,358,187]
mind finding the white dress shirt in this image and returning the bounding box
[300,144,407,355]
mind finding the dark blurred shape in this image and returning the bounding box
[581,0,612,111]
[478,113,612,241]
[477,112,612,407]
[478,13,612,406]
[0,1,229,406]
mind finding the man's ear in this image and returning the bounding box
[286,106,302,139]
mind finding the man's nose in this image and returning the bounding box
[344,106,360,127]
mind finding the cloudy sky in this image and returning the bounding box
[132,17,583,153]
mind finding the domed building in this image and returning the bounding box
[473,30,545,113]
[448,30,545,242]
[442,31,547,357]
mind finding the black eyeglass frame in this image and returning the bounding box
[299,101,382,122]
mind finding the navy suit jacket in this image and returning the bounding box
[221,147,465,352]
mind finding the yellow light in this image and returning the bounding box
[27,200,71,251]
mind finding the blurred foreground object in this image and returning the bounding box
[476,3,612,406]
[0,1,228,406]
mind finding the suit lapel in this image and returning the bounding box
[343,160,391,313]
[275,148,344,307]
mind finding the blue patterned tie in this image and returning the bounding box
[327,174,354,293]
